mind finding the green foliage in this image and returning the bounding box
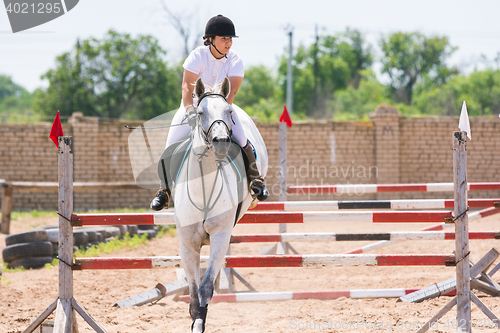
[237,65,277,108]
[236,65,282,122]
[412,69,500,116]
[0,74,25,99]
[380,32,458,104]
[44,258,59,269]
[34,30,182,120]
[0,260,26,274]
[3,27,500,123]
[0,75,39,123]
[8,210,57,221]
[278,28,373,118]
[331,70,389,120]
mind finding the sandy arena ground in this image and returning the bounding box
[1,211,499,333]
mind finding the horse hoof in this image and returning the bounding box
[191,319,205,333]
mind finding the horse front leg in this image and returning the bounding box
[198,228,233,308]
[178,242,201,319]
[177,229,206,332]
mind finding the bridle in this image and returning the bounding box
[194,92,233,147]
[186,92,235,219]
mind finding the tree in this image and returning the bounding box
[34,30,182,120]
[0,75,39,123]
[235,65,281,122]
[331,69,391,119]
[380,32,458,104]
[412,69,500,116]
[236,65,276,109]
[0,74,26,99]
[278,28,373,118]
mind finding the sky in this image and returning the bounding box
[1,0,500,93]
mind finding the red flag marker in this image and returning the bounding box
[279,105,292,127]
[49,111,64,147]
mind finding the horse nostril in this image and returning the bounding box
[213,137,229,144]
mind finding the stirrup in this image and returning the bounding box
[250,179,269,201]
[150,189,170,211]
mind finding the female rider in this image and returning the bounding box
[150,14,269,211]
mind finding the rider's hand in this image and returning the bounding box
[185,105,197,128]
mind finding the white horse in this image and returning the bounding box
[173,77,268,332]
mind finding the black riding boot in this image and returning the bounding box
[242,141,269,201]
[150,145,175,211]
[150,185,171,211]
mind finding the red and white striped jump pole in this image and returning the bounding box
[71,210,454,226]
[73,254,455,270]
[287,182,500,195]
[343,206,500,255]
[177,288,457,303]
[252,199,500,211]
[230,231,500,244]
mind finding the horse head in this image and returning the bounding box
[194,77,233,160]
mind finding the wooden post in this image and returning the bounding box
[53,136,76,333]
[453,131,471,333]
[278,122,288,253]
[1,185,13,234]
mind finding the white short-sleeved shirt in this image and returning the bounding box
[182,45,244,89]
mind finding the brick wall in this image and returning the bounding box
[0,108,499,211]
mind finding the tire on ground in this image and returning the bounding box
[85,230,98,242]
[2,242,54,262]
[127,225,139,236]
[137,229,157,240]
[51,243,58,256]
[9,257,54,269]
[45,229,59,243]
[33,224,59,231]
[103,227,120,239]
[113,225,127,237]
[73,232,89,246]
[138,225,156,230]
[5,230,49,246]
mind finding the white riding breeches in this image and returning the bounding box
[165,102,248,148]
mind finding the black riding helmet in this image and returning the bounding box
[204,15,238,38]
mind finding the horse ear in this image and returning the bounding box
[195,78,205,99]
[220,77,231,99]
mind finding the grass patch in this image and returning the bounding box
[44,258,59,270]
[157,225,176,237]
[10,210,57,220]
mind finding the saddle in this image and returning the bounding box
[157,138,247,204]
